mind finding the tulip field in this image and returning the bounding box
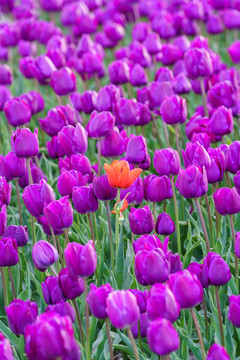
[2,0,240,359]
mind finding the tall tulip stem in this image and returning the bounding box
[200,78,208,117]
[15,179,23,225]
[170,176,181,256]
[115,189,120,256]
[204,194,213,249]
[0,267,8,306]
[194,198,210,253]
[8,267,16,298]
[138,319,142,351]
[105,318,114,360]
[175,125,181,157]
[84,278,90,360]
[98,141,101,176]
[215,286,225,347]
[127,327,140,360]
[88,214,95,245]
[73,299,85,346]
[106,201,114,269]
[229,215,238,291]
[26,158,33,185]
[190,307,206,360]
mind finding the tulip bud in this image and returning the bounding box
[133,234,168,255]
[43,196,73,231]
[155,212,175,236]
[92,174,117,201]
[213,187,240,215]
[64,240,97,277]
[207,81,235,109]
[57,124,88,156]
[129,289,148,314]
[99,127,126,158]
[59,154,91,175]
[57,169,89,197]
[129,206,154,235]
[109,60,130,84]
[182,142,211,170]
[228,40,240,63]
[209,106,233,136]
[125,135,148,164]
[168,270,203,308]
[106,290,140,329]
[87,111,115,139]
[147,318,180,356]
[0,332,14,360]
[42,276,65,305]
[4,98,31,127]
[130,64,148,87]
[0,237,18,267]
[160,95,187,125]
[175,165,208,199]
[5,299,38,336]
[87,283,113,319]
[0,176,11,208]
[206,344,230,360]
[32,240,58,272]
[0,86,12,111]
[11,128,39,158]
[206,148,226,184]
[71,91,97,114]
[114,98,139,126]
[0,205,7,236]
[4,225,28,247]
[31,55,56,84]
[0,64,12,85]
[135,248,169,286]
[131,312,150,339]
[153,148,180,177]
[148,81,174,109]
[202,252,231,286]
[50,67,76,96]
[72,185,99,214]
[184,48,213,79]
[144,175,172,202]
[59,268,84,300]
[25,313,81,360]
[45,301,75,323]
[228,295,240,327]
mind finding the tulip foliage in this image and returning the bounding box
[1,1,240,360]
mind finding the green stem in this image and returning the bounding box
[200,78,208,117]
[152,202,156,222]
[15,179,23,225]
[26,158,33,185]
[215,287,225,347]
[190,308,206,360]
[202,296,208,339]
[229,215,238,291]
[0,267,7,306]
[8,267,16,298]
[88,214,95,245]
[194,198,210,253]
[98,140,101,176]
[105,318,114,360]
[49,225,60,271]
[138,319,142,352]
[115,189,120,256]
[175,125,181,157]
[204,194,213,249]
[92,213,100,249]
[84,278,90,360]
[31,215,36,246]
[106,201,114,270]
[170,176,181,255]
[73,299,85,346]
[127,328,140,360]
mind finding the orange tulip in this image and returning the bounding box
[104,160,142,189]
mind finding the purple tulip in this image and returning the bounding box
[5,299,38,336]
[220,141,240,174]
[92,174,117,201]
[228,40,240,63]
[50,67,76,96]
[43,196,73,231]
[184,48,213,79]
[120,177,144,205]
[31,55,56,84]
[45,301,75,323]
[147,283,180,322]
[72,185,99,214]
[20,92,44,115]
[11,128,39,158]
[106,290,140,329]
[57,124,88,156]
[0,237,18,267]
[135,248,169,286]
[207,81,235,109]
[168,252,183,273]
[59,154,91,175]
[57,169,88,197]
[155,213,175,236]
[71,91,97,114]
[130,64,148,87]
[4,225,28,247]
[0,152,26,181]
[129,289,148,314]
[131,312,150,339]
[0,176,11,208]
[4,97,31,127]
[162,43,182,66]
[0,332,14,360]
[0,205,7,236]
[206,14,224,34]
[213,187,240,215]
[207,344,230,360]
[96,84,121,112]
[99,127,126,157]
[202,252,231,286]
[173,72,192,94]
[148,81,174,109]
[144,175,172,203]
[168,270,203,308]
[59,267,84,300]
[42,276,65,305]
[87,111,115,139]
[125,135,148,165]
[0,86,12,111]
[206,148,226,184]
[129,206,154,235]
[133,234,169,255]
[182,142,211,170]
[235,232,240,258]
[32,240,58,272]
[147,318,180,356]
[153,148,180,176]
[0,64,12,85]
[209,106,233,136]
[25,312,81,360]
[160,95,187,125]
[109,60,130,84]
[87,283,113,319]
[228,295,240,327]
[175,165,208,199]
[64,240,97,277]
[114,98,139,126]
